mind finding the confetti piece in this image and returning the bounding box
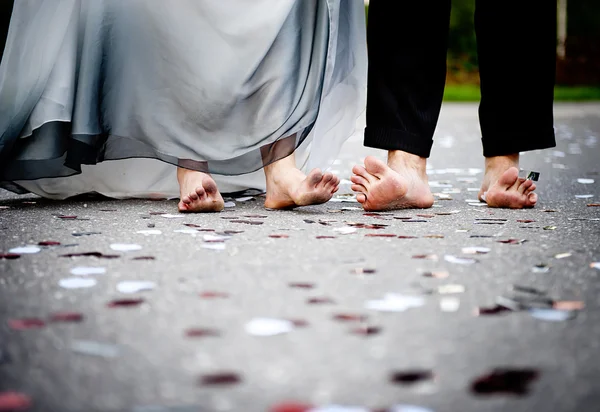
[7,318,45,330]
[588,203,600,207]
[269,234,289,239]
[333,227,357,234]
[422,271,449,279]
[107,298,144,308]
[0,253,20,260]
[308,406,369,412]
[437,284,466,294]
[316,236,336,239]
[350,326,382,336]
[529,308,576,321]
[398,235,418,239]
[365,294,425,312]
[577,178,594,184]
[201,243,226,250]
[532,264,550,273]
[8,246,40,254]
[270,401,313,412]
[110,244,142,252]
[553,301,585,310]
[476,305,511,316]
[59,277,97,289]
[137,230,162,235]
[525,171,540,181]
[70,267,106,276]
[235,196,255,202]
[117,281,156,294]
[554,252,572,259]
[352,268,376,275]
[470,368,539,395]
[423,234,444,239]
[230,219,263,225]
[245,318,294,336]
[0,391,32,411]
[71,232,102,237]
[461,246,490,255]
[412,254,438,261]
[440,297,460,312]
[133,256,156,261]
[591,262,600,269]
[60,252,120,259]
[71,340,120,358]
[160,214,185,218]
[444,255,477,265]
[307,297,335,305]
[289,282,315,289]
[497,239,527,245]
[57,215,78,219]
[199,291,229,299]
[575,194,594,199]
[38,241,60,246]
[332,313,368,322]
[223,201,236,208]
[49,312,84,323]
[365,233,397,238]
[185,328,220,338]
[517,219,536,223]
[390,370,434,385]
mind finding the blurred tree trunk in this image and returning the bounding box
[557,0,567,59]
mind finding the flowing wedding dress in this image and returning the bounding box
[0,0,366,199]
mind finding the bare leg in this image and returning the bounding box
[177,167,224,213]
[263,153,340,209]
[350,150,434,211]
[478,154,537,208]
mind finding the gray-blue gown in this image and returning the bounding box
[0,0,366,198]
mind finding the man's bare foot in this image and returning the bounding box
[263,154,340,209]
[478,155,537,208]
[177,167,225,213]
[350,152,434,211]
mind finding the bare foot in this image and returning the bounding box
[177,167,225,212]
[478,155,537,208]
[350,152,434,211]
[264,154,340,209]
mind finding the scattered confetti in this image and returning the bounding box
[38,240,61,246]
[7,318,46,330]
[444,255,477,265]
[0,253,20,260]
[245,318,294,336]
[116,281,156,294]
[440,297,460,312]
[0,391,32,411]
[365,233,397,238]
[577,178,595,184]
[60,252,120,259]
[8,246,40,254]
[71,340,121,358]
[133,256,156,261]
[269,234,289,239]
[107,298,145,308]
[365,294,425,312]
[497,239,527,245]
[333,227,357,235]
[110,244,142,252]
[230,219,263,225]
[461,246,491,255]
[588,203,600,207]
[470,368,539,395]
[70,267,106,276]
[529,308,576,321]
[59,277,97,289]
[476,305,511,316]
[517,219,536,223]
[316,236,336,239]
[437,284,466,294]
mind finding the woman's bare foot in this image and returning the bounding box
[177,167,225,213]
[350,151,434,211]
[264,154,340,209]
[478,155,537,208]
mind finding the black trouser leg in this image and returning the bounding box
[475,0,557,157]
[364,0,451,158]
[0,0,15,63]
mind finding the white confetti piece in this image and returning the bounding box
[577,178,595,184]
[554,252,572,259]
[136,229,162,235]
[116,280,156,294]
[160,214,184,219]
[70,267,106,276]
[590,262,600,270]
[552,150,566,157]
[532,265,550,273]
[245,317,294,336]
[437,284,466,294]
[59,277,97,289]
[365,293,425,312]
[110,243,142,251]
[71,340,120,358]
[575,194,594,199]
[9,246,41,254]
[388,406,434,412]
[202,243,226,250]
[223,201,236,208]
[468,202,487,207]
[444,255,477,265]
[333,226,357,235]
[461,246,491,255]
[529,308,576,322]
[203,234,231,242]
[174,229,199,236]
[440,297,460,312]
[235,196,254,202]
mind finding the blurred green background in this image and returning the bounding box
[365,1,600,101]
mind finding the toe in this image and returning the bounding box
[352,165,376,183]
[497,167,520,189]
[182,195,192,204]
[322,172,334,184]
[527,192,538,206]
[351,174,369,187]
[189,192,199,201]
[356,193,366,204]
[202,177,218,194]
[306,168,324,186]
[194,186,206,199]
[518,179,533,194]
[351,184,367,194]
[364,156,388,178]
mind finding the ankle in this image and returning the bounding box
[387,151,428,175]
[484,154,519,172]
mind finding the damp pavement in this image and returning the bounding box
[1,103,599,412]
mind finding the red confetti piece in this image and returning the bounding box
[352,268,376,275]
[0,391,32,411]
[7,318,46,330]
[351,326,382,336]
[270,402,313,412]
[38,241,61,246]
[422,271,449,279]
[222,230,243,234]
[0,253,20,260]
[57,215,77,219]
[588,203,600,207]
[365,233,397,238]
[199,372,242,386]
[470,368,539,395]
[132,256,155,260]
[393,216,413,220]
[416,214,435,218]
[107,298,144,308]
[347,223,389,229]
[332,313,367,322]
[412,254,437,260]
[49,312,84,323]
[289,282,315,289]
[476,305,512,316]
[398,235,417,239]
[306,297,335,305]
[315,236,336,239]
[497,239,527,244]
[185,328,220,338]
[287,319,310,328]
[390,370,434,384]
[517,219,536,223]
[183,223,202,228]
[60,252,120,259]
[269,234,289,239]
[199,291,229,299]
